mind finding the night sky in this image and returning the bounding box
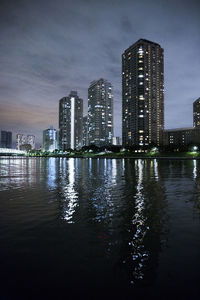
[0,0,200,146]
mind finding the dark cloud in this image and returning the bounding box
[120,17,133,33]
[0,0,200,144]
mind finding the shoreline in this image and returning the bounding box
[1,154,200,160]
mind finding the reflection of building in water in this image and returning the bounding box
[46,158,57,190]
[54,158,166,288]
[60,158,78,223]
[193,160,200,212]
[193,160,197,179]
[129,160,149,281]
[86,159,118,223]
[0,157,38,188]
[154,159,159,181]
[113,159,166,286]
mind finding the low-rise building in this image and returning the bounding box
[112,136,121,146]
[163,127,200,147]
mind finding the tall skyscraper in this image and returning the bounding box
[16,134,26,150]
[122,39,164,147]
[59,91,83,150]
[1,131,12,148]
[88,78,113,146]
[43,126,58,152]
[193,98,200,128]
[27,135,35,149]
[82,116,88,147]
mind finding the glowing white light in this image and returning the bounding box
[63,158,78,223]
[193,160,197,179]
[112,159,117,184]
[71,97,75,149]
[154,159,158,181]
[0,148,25,154]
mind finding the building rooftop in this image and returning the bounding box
[164,127,195,132]
[123,38,162,53]
[193,97,200,104]
[89,78,111,86]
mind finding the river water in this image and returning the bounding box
[0,157,200,299]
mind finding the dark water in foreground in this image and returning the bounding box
[0,158,200,300]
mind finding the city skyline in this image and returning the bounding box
[0,0,200,145]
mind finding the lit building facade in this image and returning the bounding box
[59,91,83,150]
[82,116,88,147]
[27,135,35,149]
[88,78,113,146]
[112,136,121,146]
[163,127,200,147]
[122,39,164,147]
[193,98,200,128]
[43,126,58,152]
[1,131,12,148]
[16,134,26,150]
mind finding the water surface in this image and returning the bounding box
[0,158,200,299]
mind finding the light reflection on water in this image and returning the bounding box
[193,159,197,179]
[62,158,78,223]
[130,160,149,283]
[0,158,200,299]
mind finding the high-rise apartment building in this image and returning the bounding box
[88,78,113,146]
[1,131,12,148]
[16,134,26,150]
[122,39,164,147]
[193,98,200,128]
[43,126,58,152]
[59,91,83,150]
[82,116,88,147]
[27,135,35,149]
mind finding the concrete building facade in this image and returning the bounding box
[88,78,113,146]
[27,135,35,149]
[1,131,12,148]
[82,116,88,147]
[122,39,164,147]
[59,91,83,150]
[43,126,58,152]
[193,98,200,128]
[163,127,200,147]
[16,134,26,150]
